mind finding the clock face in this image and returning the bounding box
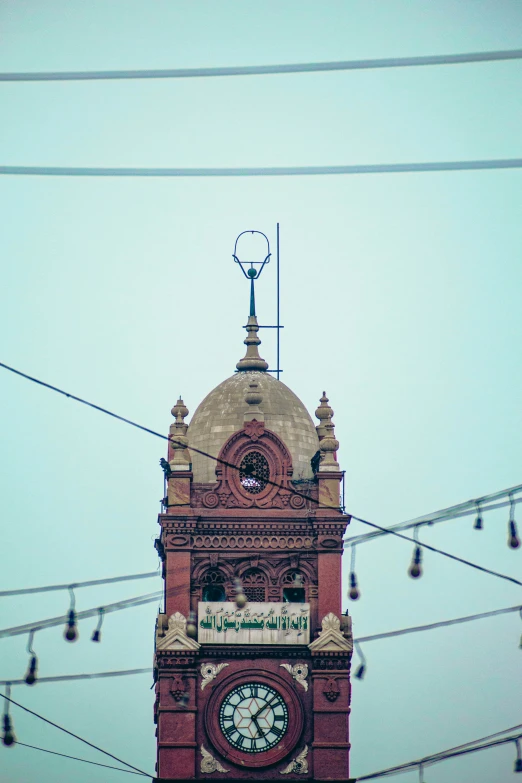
[218,683,289,754]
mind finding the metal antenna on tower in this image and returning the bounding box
[233,227,283,378]
[233,230,271,317]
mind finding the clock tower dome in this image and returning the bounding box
[154,309,353,781]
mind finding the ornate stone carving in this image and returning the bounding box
[280,663,309,691]
[323,676,340,702]
[244,419,265,440]
[280,745,309,775]
[169,674,187,701]
[308,612,353,654]
[200,745,228,774]
[155,612,201,652]
[200,662,229,691]
[192,534,316,550]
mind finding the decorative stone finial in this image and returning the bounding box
[236,315,268,372]
[169,397,190,467]
[171,397,189,420]
[317,392,339,471]
[315,392,333,439]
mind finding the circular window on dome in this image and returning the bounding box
[239,451,269,494]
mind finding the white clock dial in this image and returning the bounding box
[219,683,289,754]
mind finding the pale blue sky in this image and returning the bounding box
[1,2,521,782]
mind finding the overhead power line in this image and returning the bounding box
[16,741,148,776]
[354,603,521,645]
[0,590,162,639]
[0,570,159,598]
[356,730,522,780]
[1,48,521,82]
[1,159,522,178]
[1,360,520,590]
[345,484,522,546]
[0,692,152,777]
[350,514,521,587]
[0,667,151,687]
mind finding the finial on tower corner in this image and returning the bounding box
[169,397,191,467]
[316,391,340,471]
[315,392,334,439]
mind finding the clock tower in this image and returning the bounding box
[154,306,353,781]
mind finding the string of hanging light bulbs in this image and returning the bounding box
[344,484,522,547]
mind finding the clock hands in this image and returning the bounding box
[252,693,278,722]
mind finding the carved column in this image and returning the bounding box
[155,613,201,780]
[309,613,353,781]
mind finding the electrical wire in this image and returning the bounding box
[354,603,521,644]
[0,590,162,639]
[15,741,149,776]
[350,514,522,588]
[0,692,153,777]
[356,731,522,780]
[1,160,522,178]
[1,48,521,81]
[0,571,159,598]
[0,667,151,687]
[1,360,521,590]
[344,484,522,546]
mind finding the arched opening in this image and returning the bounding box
[201,569,227,602]
[282,570,306,603]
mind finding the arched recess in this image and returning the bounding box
[238,567,267,602]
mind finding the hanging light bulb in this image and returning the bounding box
[24,630,38,685]
[508,495,520,549]
[2,714,15,747]
[408,546,423,579]
[474,501,483,530]
[186,611,197,638]
[91,608,104,642]
[514,739,522,773]
[63,586,78,642]
[348,572,360,600]
[234,578,247,609]
[354,642,366,680]
[348,545,360,599]
[2,686,16,747]
[408,527,423,579]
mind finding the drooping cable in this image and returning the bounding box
[344,484,522,546]
[15,741,148,776]
[0,691,152,776]
[0,570,159,598]
[350,514,522,588]
[0,667,151,687]
[0,590,162,639]
[1,48,521,82]
[354,603,521,645]
[356,729,522,780]
[1,159,522,178]
[1,360,520,590]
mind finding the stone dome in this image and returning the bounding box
[188,371,319,483]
